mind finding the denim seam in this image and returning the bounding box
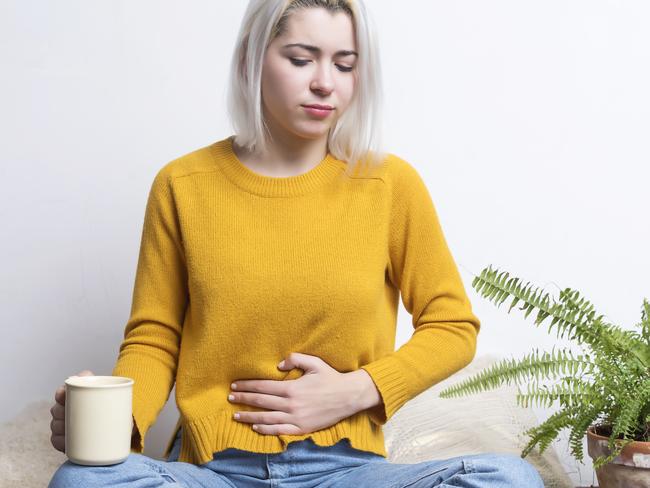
[396,464,450,488]
[266,453,275,488]
[142,459,180,484]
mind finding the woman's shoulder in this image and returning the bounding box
[153,137,230,182]
[376,152,426,188]
[348,151,419,182]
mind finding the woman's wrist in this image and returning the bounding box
[346,369,382,414]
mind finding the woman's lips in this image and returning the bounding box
[302,105,334,118]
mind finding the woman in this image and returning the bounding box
[49,1,545,486]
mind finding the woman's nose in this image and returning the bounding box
[310,66,335,94]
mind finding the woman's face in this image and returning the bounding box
[261,7,358,142]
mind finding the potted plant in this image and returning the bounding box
[438,265,650,488]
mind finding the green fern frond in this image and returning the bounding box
[639,298,650,347]
[555,377,603,409]
[629,298,650,364]
[472,267,648,364]
[515,377,600,409]
[609,378,650,443]
[472,268,593,344]
[559,289,650,368]
[568,398,607,462]
[603,326,650,368]
[520,408,574,458]
[446,266,650,471]
[439,347,595,399]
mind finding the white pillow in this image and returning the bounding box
[382,354,574,488]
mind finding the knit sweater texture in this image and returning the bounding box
[111,135,481,465]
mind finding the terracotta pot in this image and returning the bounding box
[586,425,650,487]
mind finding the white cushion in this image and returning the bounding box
[383,354,574,488]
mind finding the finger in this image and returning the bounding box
[51,434,65,453]
[50,402,64,420]
[232,379,291,397]
[57,370,94,405]
[66,370,94,381]
[55,385,65,405]
[51,418,65,436]
[233,410,291,425]
[229,391,292,412]
[252,423,302,435]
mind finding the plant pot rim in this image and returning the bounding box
[587,424,650,463]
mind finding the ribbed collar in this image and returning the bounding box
[210,135,346,198]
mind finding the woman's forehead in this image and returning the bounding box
[279,7,357,50]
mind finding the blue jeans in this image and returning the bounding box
[48,428,545,487]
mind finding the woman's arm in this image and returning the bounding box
[113,167,189,453]
[360,158,481,426]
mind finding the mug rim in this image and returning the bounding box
[65,375,134,388]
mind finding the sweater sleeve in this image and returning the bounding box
[360,157,481,426]
[111,168,189,453]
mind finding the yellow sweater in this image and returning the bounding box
[111,135,481,465]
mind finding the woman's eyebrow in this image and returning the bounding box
[282,43,358,58]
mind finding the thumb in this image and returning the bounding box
[278,353,319,373]
[61,370,94,402]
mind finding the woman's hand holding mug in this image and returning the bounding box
[50,370,94,452]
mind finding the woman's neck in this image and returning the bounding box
[232,134,330,178]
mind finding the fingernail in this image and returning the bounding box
[228,394,235,401]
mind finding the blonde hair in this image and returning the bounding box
[226,0,387,177]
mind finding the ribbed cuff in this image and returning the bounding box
[129,391,152,453]
[112,353,174,454]
[360,356,409,426]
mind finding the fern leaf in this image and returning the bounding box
[473,267,650,369]
[610,377,650,443]
[516,376,599,409]
[473,267,600,346]
[639,298,650,347]
[567,398,607,462]
[438,348,595,399]
[520,408,574,458]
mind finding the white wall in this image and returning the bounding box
[1,1,648,486]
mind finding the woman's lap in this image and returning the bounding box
[327,452,545,488]
[48,428,544,488]
[47,452,237,488]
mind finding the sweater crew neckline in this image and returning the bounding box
[211,135,345,197]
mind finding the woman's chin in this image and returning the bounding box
[291,124,332,140]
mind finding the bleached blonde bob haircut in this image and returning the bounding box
[226,0,388,177]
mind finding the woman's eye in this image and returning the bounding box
[289,58,310,66]
[289,58,353,73]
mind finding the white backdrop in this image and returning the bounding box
[2,1,649,486]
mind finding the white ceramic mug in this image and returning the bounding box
[64,375,134,466]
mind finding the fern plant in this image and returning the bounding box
[438,265,650,470]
